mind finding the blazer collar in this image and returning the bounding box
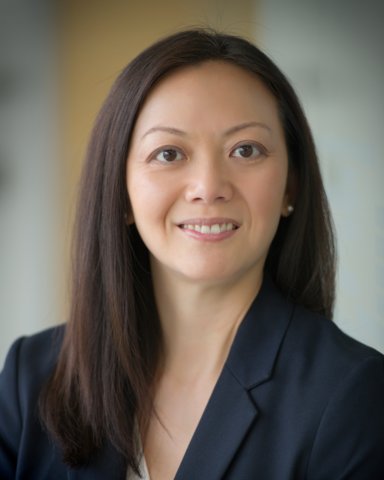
[225,274,294,389]
[174,275,294,480]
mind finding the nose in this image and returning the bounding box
[184,155,233,205]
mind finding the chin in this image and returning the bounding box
[176,263,243,284]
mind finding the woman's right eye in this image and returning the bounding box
[154,149,184,162]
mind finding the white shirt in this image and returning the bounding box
[126,453,150,480]
[126,424,151,480]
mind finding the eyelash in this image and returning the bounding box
[231,143,266,160]
[150,147,186,163]
[149,142,267,163]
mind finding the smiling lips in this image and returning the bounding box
[180,223,237,234]
[177,218,239,241]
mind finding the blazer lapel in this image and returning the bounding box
[225,275,294,390]
[175,275,294,480]
[174,365,257,480]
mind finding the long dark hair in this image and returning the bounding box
[38,27,336,473]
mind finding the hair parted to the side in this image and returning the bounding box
[38,27,337,473]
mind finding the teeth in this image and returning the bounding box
[181,223,237,234]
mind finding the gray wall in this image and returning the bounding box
[0,0,62,367]
[257,0,384,352]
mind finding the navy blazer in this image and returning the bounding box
[1,277,384,479]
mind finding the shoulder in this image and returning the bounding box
[273,300,384,428]
[0,326,66,479]
[0,323,65,415]
[285,308,384,479]
[272,305,384,478]
[284,304,383,378]
[1,325,65,396]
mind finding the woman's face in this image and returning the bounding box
[126,61,295,285]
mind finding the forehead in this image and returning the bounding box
[131,61,283,140]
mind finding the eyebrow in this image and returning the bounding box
[224,121,272,136]
[142,126,187,139]
[141,121,272,139]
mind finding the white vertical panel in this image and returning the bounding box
[0,0,61,367]
[256,0,384,352]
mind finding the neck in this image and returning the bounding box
[150,256,263,386]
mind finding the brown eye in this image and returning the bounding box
[239,145,253,157]
[155,149,183,162]
[232,144,263,159]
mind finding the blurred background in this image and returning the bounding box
[1,0,383,366]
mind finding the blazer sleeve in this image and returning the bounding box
[306,355,384,480]
[0,337,25,479]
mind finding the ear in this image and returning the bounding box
[281,169,298,217]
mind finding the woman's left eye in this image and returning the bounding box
[231,144,264,159]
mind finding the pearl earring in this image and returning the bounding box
[287,205,294,213]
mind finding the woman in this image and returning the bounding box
[0,28,383,480]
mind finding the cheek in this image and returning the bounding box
[127,169,178,226]
[244,163,287,227]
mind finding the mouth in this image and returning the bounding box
[177,218,240,235]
